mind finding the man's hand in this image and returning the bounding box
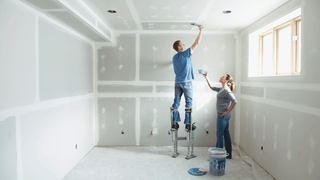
[198,26,203,31]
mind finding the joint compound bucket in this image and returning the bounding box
[208,147,229,176]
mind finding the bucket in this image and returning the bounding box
[208,147,229,176]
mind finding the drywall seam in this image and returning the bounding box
[98,81,173,85]
[35,16,40,103]
[234,32,241,145]
[0,94,94,121]
[125,0,143,30]
[240,95,320,117]
[96,93,216,98]
[191,0,217,31]
[97,81,221,86]
[93,44,98,145]
[17,0,94,45]
[117,30,237,35]
[135,97,140,146]
[16,115,23,180]
[241,82,320,91]
[136,33,140,81]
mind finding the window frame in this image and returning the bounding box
[258,16,301,76]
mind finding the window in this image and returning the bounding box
[248,8,301,77]
[259,16,301,75]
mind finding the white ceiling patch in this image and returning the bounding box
[125,0,143,30]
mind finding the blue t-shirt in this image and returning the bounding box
[172,48,194,82]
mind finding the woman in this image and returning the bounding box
[203,73,237,159]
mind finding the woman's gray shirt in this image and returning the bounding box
[212,87,237,113]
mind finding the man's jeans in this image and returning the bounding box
[216,112,232,158]
[172,81,193,124]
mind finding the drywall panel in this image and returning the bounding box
[301,0,320,83]
[141,22,192,30]
[98,35,136,81]
[20,98,94,180]
[98,85,152,93]
[88,0,138,31]
[139,34,187,81]
[241,86,264,97]
[156,85,173,93]
[240,98,320,180]
[140,34,235,81]
[97,98,136,145]
[0,0,36,110]
[0,117,17,180]
[266,87,320,108]
[139,96,232,147]
[139,97,174,146]
[39,19,93,101]
[133,0,209,22]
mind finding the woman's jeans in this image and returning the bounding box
[216,112,232,158]
[172,81,193,124]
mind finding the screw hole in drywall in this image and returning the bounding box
[121,131,124,134]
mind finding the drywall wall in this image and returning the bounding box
[0,0,37,110]
[39,19,93,100]
[0,0,95,179]
[96,33,237,147]
[239,0,320,179]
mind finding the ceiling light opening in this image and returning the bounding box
[108,10,116,14]
[223,10,232,14]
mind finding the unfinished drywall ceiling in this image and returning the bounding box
[85,0,289,31]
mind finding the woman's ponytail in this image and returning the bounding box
[226,74,235,92]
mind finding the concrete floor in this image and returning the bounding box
[62,146,274,180]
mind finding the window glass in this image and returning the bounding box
[277,25,291,74]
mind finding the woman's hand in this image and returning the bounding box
[220,111,229,117]
[202,72,208,78]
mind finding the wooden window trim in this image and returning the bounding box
[258,15,301,76]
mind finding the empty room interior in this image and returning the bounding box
[1,0,320,179]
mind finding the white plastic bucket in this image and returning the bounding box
[208,147,229,176]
